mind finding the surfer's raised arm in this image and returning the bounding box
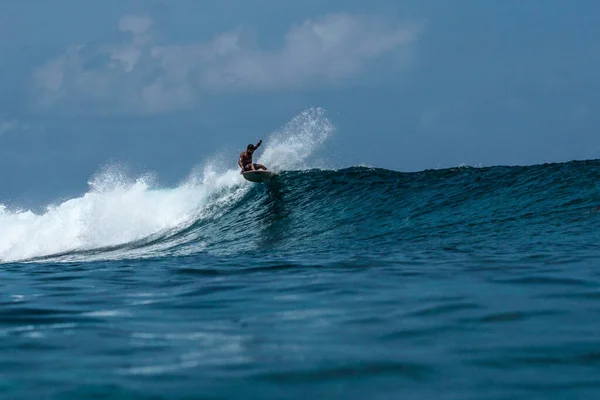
[255,139,262,149]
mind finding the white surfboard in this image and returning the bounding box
[243,170,275,183]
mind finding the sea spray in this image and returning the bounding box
[259,107,335,172]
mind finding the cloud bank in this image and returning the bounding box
[30,13,420,115]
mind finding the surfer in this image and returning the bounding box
[239,140,268,173]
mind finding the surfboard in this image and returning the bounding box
[243,170,275,183]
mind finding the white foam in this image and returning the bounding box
[0,107,334,263]
[0,170,231,262]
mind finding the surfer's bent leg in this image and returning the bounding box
[254,163,267,171]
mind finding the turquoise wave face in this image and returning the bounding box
[200,161,599,262]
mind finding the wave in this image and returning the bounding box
[2,107,600,264]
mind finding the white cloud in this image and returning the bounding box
[111,15,153,72]
[30,13,421,115]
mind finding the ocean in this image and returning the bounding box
[1,109,600,399]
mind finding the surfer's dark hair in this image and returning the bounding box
[247,144,255,150]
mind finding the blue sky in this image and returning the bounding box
[1,0,599,205]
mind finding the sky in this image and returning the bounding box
[1,0,599,205]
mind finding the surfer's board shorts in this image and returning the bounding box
[244,164,259,171]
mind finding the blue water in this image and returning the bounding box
[2,157,600,399]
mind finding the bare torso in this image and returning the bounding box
[240,151,253,167]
